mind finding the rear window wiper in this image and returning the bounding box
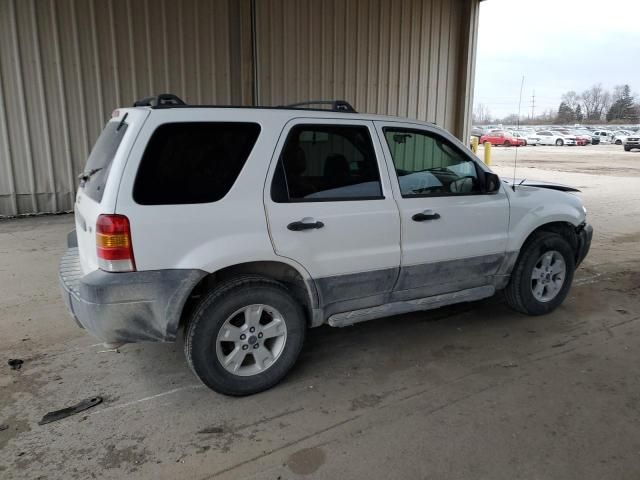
[78,167,103,183]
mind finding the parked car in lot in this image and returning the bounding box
[536,131,577,146]
[612,130,633,145]
[479,130,525,147]
[573,129,600,145]
[623,132,640,151]
[553,129,588,146]
[59,95,592,395]
[511,131,539,146]
[592,130,613,144]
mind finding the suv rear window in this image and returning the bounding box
[133,122,260,205]
[82,121,128,202]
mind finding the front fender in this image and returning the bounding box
[506,185,586,252]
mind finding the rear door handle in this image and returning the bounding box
[412,210,440,222]
[287,218,325,231]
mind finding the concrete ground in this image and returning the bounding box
[1,144,639,479]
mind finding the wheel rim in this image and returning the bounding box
[530,250,566,303]
[215,304,287,377]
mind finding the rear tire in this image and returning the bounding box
[185,276,306,396]
[615,140,622,145]
[504,232,575,316]
[504,141,511,147]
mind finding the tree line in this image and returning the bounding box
[474,84,640,125]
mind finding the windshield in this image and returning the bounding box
[82,121,128,202]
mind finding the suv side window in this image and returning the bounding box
[133,122,260,205]
[271,124,383,202]
[383,128,482,197]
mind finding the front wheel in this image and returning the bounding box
[555,139,564,146]
[504,232,575,315]
[185,276,306,395]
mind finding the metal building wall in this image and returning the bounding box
[0,0,252,216]
[0,0,479,216]
[254,0,478,137]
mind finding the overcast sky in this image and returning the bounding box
[474,0,640,118]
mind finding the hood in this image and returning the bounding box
[502,178,580,192]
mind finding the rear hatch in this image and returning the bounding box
[74,108,149,274]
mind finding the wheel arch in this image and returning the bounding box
[179,260,320,333]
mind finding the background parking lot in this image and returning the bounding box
[1,144,639,479]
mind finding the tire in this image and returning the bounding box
[555,139,564,146]
[523,140,527,146]
[184,276,306,396]
[483,141,491,146]
[615,140,622,145]
[504,141,511,147]
[504,232,576,316]
[624,145,631,152]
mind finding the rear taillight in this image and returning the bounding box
[96,214,136,272]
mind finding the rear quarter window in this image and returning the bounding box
[133,122,261,205]
[82,121,128,202]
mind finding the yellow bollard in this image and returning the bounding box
[484,141,491,166]
[471,136,479,154]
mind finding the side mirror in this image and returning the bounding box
[484,172,501,193]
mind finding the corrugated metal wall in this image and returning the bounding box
[0,0,479,216]
[255,0,477,134]
[0,0,252,216]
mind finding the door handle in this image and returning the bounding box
[287,218,325,231]
[412,210,441,222]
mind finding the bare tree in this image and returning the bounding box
[581,84,609,121]
[473,103,492,124]
[561,91,580,111]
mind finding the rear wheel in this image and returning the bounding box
[615,139,622,145]
[504,140,511,147]
[504,232,575,315]
[555,139,564,146]
[185,276,306,395]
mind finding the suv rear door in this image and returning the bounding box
[265,119,401,311]
[74,108,149,274]
[375,121,510,299]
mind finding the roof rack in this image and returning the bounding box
[285,100,357,113]
[131,94,357,113]
[133,94,186,107]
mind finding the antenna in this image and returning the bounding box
[512,76,525,192]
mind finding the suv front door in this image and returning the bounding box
[375,122,510,300]
[265,119,401,313]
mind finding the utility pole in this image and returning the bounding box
[530,90,536,120]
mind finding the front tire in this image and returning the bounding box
[555,139,564,146]
[504,232,575,315]
[185,276,306,396]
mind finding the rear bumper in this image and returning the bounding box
[576,223,593,267]
[59,235,206,344]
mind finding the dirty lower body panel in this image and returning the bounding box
[59,247,206,344]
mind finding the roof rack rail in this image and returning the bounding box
[133,94,186,107]
[285,100,357,113]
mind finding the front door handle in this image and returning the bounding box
[287,218,325,231]
[412,210,441,222]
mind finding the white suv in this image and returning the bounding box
[60,95,592,395]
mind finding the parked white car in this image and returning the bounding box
[611,130,632,145]
[536,130,577,146]
[59,95,592,395]
[512,131,540,146]
[592,130,613,144]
